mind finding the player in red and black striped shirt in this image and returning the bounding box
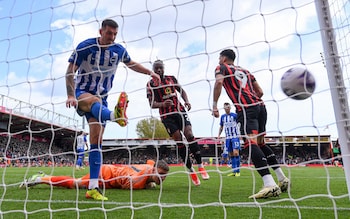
[212,49,285,199]
[146,60,209,186]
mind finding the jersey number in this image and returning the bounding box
[234,70,248,88]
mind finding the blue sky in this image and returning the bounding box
[0,0,342,140]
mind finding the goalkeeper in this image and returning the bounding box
[20,160,169,190]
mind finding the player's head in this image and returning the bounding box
[153,60,165,79]
[99,19,119,46]
[219,49,236,64]
[224,102,231,114]
[152,160,169,185]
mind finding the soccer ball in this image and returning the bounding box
[146,182,156,189]
[280,67,316,100]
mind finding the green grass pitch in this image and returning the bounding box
[0,165,349,219]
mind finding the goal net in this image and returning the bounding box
[0,0,349,218]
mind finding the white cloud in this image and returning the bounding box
[0,0,344,140]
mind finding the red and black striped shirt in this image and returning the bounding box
[146,75,186,119]
[215,64,260,111]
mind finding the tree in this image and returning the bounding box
[136,118,169,138]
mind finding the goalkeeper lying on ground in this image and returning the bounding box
[19,160,169,190]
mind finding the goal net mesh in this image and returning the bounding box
[0,0,349,218]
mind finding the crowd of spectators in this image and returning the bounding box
[0,135,75,167]
[0,135,337,167]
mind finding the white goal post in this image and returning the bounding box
[315,0,350,197]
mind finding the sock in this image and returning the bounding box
[250,144,270,177]
[274,167,286,181]
[178,144,192,170]
[89,179,99,190]
[235,156,240,172]
[260,144,280,170]
[198,163,203,168]
[77,158,82,167]
[91,102,113,122]
[231,156,237,172]
[189,140,202,165]
[262,174,277,187]
[89,144,101,189]
[41,176,75,188]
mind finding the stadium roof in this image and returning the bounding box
[0,108,78,141]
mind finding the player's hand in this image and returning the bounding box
[66,96,77,108]
[163,99,174,107]
[150,71,160,85]
[184,102,191,111]
[212,108,219,118]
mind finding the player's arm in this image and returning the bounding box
[176,84,191,111]
[218,125,223,138]
[126,60,160,82]
[252,79,264,98]
[65,62,79,108]
[146,85,164,109]
[213,72,224,117]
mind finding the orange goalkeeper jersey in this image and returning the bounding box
[80,160,155,189]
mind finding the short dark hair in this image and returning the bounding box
[153,59,164,66]
[220,49,236,61]
[155,160,169,172]
[101,19,118,28]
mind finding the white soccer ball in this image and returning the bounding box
[280,67,316,100]
[147,182,156,189]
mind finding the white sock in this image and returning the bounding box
[89,179,99,189]
[110,111,115,121]
[262,174,277,187]
[198,163,203,168]
[274,168,286,182]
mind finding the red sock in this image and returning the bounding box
[42,176,75,189]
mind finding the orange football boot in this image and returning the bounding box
[114,92,129,127]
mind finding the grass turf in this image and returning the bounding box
[0,165,349,219]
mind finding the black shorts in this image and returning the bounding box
[237,105,260,136]
[258,104,267,134]
[162,112,191,135]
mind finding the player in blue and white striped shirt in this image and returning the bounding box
[65,19,160,201]
[218,103,241,176]
[75,131,88,170]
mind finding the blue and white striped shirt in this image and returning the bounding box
[77,135,86,151]
[69,38,131,98]
[219,112,240,139]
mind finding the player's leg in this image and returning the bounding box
[77,93,113,122]
[42,176,76,188]
[76,151,84,170]
[259,144,290,192]
[227,139,236,176]
[258,104,290,192]
[19,171,46,188]
[239,106,281,198]
[77,92,128,127]
[183,119,209,180]
[233,138,241,176]
[163,116,200,186]
[86,119,108,201]
[173,130,201,186]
